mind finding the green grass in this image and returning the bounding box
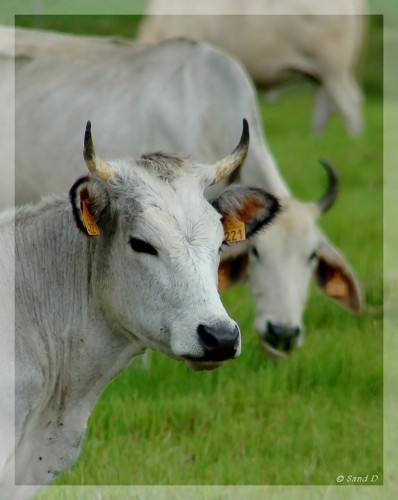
[12,14,383,493]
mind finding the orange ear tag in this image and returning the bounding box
[81,198,101,236]
[224,218,246,243]
[325,271,348,298]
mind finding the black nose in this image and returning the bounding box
[197,323,240,361]
[264,322,300,352]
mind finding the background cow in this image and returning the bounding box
[0,28,362,359]
[0,121,279,498]
[139,0,367,136]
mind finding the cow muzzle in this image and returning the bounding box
[262,321,301,361]
[185,321,241,370]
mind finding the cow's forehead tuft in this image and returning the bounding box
[109,153,194,183]
[138,151,187,180]
[108,156,204,189]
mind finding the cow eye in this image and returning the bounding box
[129,238,158,256]
[308,251,317,262]
[251,246,259,259]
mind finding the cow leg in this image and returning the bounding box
[312,86,335,134]
[321,73,363,136]
[263,88,283,104]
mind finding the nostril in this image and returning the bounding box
[197,324,219,348]
[267,321,276,336]
[265,321,279,348]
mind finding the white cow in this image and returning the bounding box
[1,28,362,359]
[0,120,279,499]
[139,0,367,135]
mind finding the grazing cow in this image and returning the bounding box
[1,29,362,359]
[0,121,280,498]
[139,0,367,135]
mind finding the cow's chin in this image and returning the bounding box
[185,360,225,371]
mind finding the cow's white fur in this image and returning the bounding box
[139,0,367,136]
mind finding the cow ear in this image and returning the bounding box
[218,252,249,293]
[212,186,280,242]
[314,238,363,312]
[69,176,110,237]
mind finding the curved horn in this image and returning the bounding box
[211,119,250,185]
[317,159,340,214]
[83,121,115,182]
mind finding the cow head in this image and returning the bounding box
[218,160,362,360]
[70,120,280,370]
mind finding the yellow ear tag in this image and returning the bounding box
[81,198,101,236]
[224,218,246,243]
[325,271,348,298]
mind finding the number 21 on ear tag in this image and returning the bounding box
[224,218,246,243]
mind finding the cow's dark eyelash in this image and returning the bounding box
[129,238,158,256]
[251,246,259,259]
[219,239,228,251]
[308,251,317,262]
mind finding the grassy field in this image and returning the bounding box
[12,14,383,495]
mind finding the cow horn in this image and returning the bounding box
[211,119,250,185]
[83,121,115,182]
[317,159,340,214]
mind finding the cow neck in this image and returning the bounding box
[14,198,145,418]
